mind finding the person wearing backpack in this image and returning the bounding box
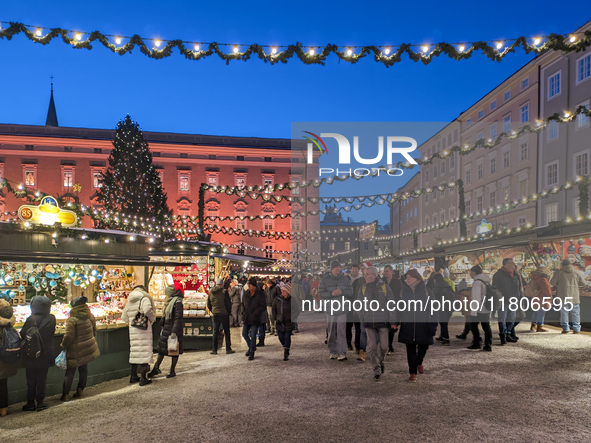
[0,300,21,417]
[121,285,156,386]
[60,296,100,401]
[19,296,56,412]
[467,266,493,352]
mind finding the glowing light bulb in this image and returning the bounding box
[564,112,570,118]
[35,28,42,37]
[496,42,503,49]
[233,46,239,53]
[104,239,110,244]
[570,35,576,43]
[384,47,390,55]
[534,38,541,45]
[309,48,315,55]
[459,45,465,52]
[155,40,161,47]
[116,37,122,45]
[422,45,429,53]
[75,33,82,41]
[347,48,353,56]
[271,47,277,54]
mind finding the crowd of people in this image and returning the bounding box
[0,256,587,415]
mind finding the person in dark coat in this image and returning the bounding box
[242,277,267,360]
[383,265,403,354]
[20,296,56,411]
[60,296,100,401]
[0,300,19,417]
[229,278,243,327]
[432,273,455,346]
[208,278,234,355]
[492,258,523,344]
[265,279,281,336]
[272,283,300,361]
[394,269,438,383]
[149,283,184,378]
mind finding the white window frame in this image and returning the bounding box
[576,100,590,130]
[449,208,455,220]
[519,179,528,199]
[504,89,511,102]
[180,174,190,192]
[503,113,511,133]
[502,146,511,169]
[477,163,483,181]
[465,166,472,185]
[62,169,74,189]
[548,120,559,142]
[490,123,497,139]
[502,186,510,203]
[548,71,561,100]
[489,152,497,175]
[521,76,529,91]
[545,160,559,187]
[519,140,529,162]
[518,217,527,227]
[477,131,484,140]
[465,199,471,215]
[545,202,559,224]
[490,100,497,111]
[476,195,483,213]
[576,53,591,85]
[425,216,430,227]
[573,197,581,218]
[574,149,590,178]
[478,109,484,120]
[489,190,497,208]
[441,160,445,175]
[466,118,472,128]
[450,154,455,169]
[520,102,529,123]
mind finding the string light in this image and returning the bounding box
[115,37,122,45]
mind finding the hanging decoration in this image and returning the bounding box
[1,22,590,67]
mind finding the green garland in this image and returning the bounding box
[1,22,590,67]
[198,183,205,235]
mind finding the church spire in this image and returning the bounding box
[45,76,58,127]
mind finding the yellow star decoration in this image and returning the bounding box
[72,183,82,193]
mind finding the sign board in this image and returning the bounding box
[359,222,377,241]
[475,219,493,234]
[18,196,78,227]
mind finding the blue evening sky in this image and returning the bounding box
[0,1,585,224]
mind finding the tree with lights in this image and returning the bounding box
[38,279,68,303]
[96,115,172,233]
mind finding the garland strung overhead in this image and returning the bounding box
[1,22,590,67]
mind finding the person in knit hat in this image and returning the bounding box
[273,282,300,361]
[319,260,352,360]
[241,276,267,360]
[394,269,438,383]
[0,300,18,417]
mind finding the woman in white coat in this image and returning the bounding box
[121,285,156,386]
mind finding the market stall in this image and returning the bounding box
[0,222,154,406]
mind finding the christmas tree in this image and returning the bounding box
[37,278,68,303]
[96,116,172,234]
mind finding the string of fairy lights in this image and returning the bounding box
[1,21,589,67]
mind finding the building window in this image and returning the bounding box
[25,145,34,151]
[491,124,497,139]
[329,243,335,251]
[433,214,438,225]
[546,161,559,187]
[521,103,529,123]
[263,219,274,231]
[477,164,483,180]
[518,217,527,227]
[292,217,300,231]
[574,198,580,218]
[432,190,437,201]
[345,241,350,250]
[153,151,160,157]
[491,101,497,111]
[264,157,272,162]
[207,209,219,226]
[450,155,455,169]
[576,102,590,129]
[520,142,529,161]
[440,211,445,222]
[477,131,484,140]
[476,196,483,213]
[548,120,559,141]
[236,176,246,189]
[519,180,527,198]
[236,219,246,231]
[465,200,471,215]
[447,133,452,146]
[454,129,459,141]
[575,151,589,177]
[521,77,529,90]
[503,114,511,133]
[478,110,483,120]
[465,169,471,185]
[180,175,190,192]
[64,146,73,152]
[441,160,445,174]
[157,170,164,185]
[504,90,511,102]
[489,190,496,207]
[363,242,369,251]
[93,171,103,188]
[449,208,455,220]
[490,157,496,174]
[433,164,438,178]
[548,72,561,99]
[237,155,245,161]
[425,169,429,182]
[425,216,430,227]
[63,170,74,188]
[265,245,274,259]
[263,178,273,193]
[502,187,510,202]
[503,151,510,169]
[25,169,36,187]
[466,118,471,128]
[94,148,102,154]
[545,203,558,224]
[578,54,591,84]
[440,188,445,198]
[207,176,217,186]
[415,207,418,217]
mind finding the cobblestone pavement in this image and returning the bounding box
[1,313,591,443]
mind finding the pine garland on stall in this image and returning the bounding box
[579,180,590,218]
[457,179,467,238]
[95,115,172,235]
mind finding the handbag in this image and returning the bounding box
[131,297,149,330]
[167,335,179,356]
[55,350,67,370]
